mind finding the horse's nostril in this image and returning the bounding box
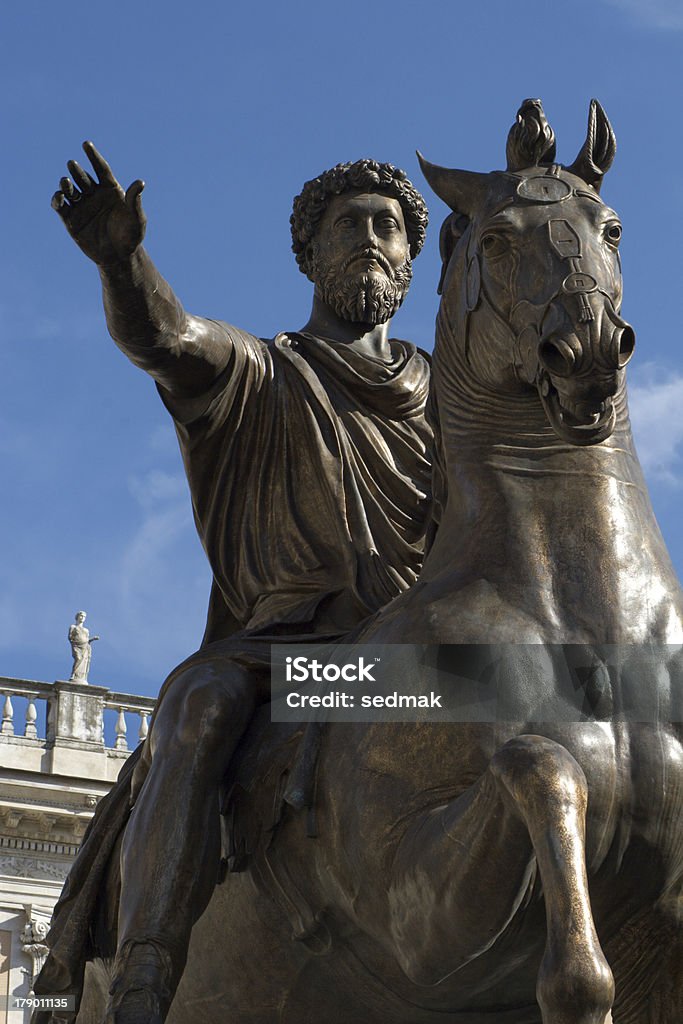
[615,325,635,367]
[539,338,576,378]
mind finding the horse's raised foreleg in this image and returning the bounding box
[387,734,613,1024]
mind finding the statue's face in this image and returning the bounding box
[76,612,86,623]
[310,192,412,325]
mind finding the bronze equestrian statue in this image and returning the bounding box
[39,100,683,1024]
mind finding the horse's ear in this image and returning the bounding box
[566,99,616,193]
[437,213,469,295]
[417,151,488,216]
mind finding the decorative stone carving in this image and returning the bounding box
[21,911,51,982]
[0,855,69,881]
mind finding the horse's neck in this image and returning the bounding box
[424,381,683,643]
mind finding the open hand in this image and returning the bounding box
[52,142,146,266]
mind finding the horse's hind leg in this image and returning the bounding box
[387,734,613,1024]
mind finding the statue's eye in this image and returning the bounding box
[480,233,507,258]
[605,223,622,247]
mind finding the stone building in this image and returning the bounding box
[0,674,154,1022]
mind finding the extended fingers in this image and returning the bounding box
[52,142,112,217]
[68,159,96,193]
[82,140,117,186]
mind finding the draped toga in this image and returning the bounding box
[157,326,433,641]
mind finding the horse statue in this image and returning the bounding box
[73,99,683,1024]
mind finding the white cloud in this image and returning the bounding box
[146,423,180,456]
[120,498,190,594]
[128,468,188,509]
[629,365,683,484]
[602,0,683,29]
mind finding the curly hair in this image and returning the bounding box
[291,159,428,278]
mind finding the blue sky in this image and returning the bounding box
[2,0,682,697]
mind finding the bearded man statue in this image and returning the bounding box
[36,147,431,1024]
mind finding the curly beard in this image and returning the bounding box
[309,243,412,325]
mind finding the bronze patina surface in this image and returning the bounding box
[36,150,432,1023]
[37,102,683,1024]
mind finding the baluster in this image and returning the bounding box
[138,711,149,744]
[114,707,128,751]
[1,693,14,736]
[25,695,38,739]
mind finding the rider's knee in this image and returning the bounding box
[152,663,255,756]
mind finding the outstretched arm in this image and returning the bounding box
[52,142,232,398]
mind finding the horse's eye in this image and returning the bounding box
[605,223,622,247]
[481,233,506,258]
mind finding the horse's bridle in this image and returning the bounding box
[459,172,623,384]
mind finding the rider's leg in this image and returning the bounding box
[105,656,266,1024]
[386,735,613,1024]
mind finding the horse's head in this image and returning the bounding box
[420,99,635,446]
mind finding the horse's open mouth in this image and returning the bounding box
[537,372,616,445]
